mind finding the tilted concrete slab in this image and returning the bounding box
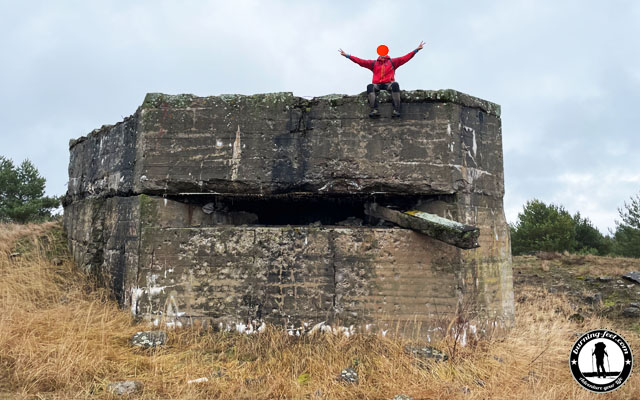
[364,203,480,249]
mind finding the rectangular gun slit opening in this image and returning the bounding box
[166,193,457,227]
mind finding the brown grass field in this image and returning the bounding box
[1,222,639,399]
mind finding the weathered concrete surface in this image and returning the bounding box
[67,116,138,201]
[65,195,463,336]
[63,196,140,300]
[65,90,504,201]
[63,90,513,339]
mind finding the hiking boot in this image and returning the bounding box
[392,110,401,118]
[369,109,380,118]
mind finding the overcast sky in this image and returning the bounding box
[1,0,639,233]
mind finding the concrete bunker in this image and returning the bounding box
[63,89,514,339]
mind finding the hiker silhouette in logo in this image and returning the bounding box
[339,41,425,118]
[593,342,609,378]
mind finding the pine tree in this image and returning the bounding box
[573,212,611,255]
[510,199,576,255]
[613,192,640,258]
[0,156,59,223]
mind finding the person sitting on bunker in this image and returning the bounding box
[339,41,425,118]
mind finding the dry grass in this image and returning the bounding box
[1,222,639,399]
[523,252,640,278]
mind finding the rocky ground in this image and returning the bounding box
[513,252,640,333]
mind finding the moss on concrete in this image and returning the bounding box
[138,194,158,227]
[140,89,500,117]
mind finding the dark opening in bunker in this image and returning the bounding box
[167,193,457,227]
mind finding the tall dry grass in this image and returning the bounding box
[0,222,638,399]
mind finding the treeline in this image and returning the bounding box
[510,195,640,258]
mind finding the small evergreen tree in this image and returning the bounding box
[0,156,59,223]
[510,199,577,255]
[612,192,640,258]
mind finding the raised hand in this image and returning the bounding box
[417,41,426,51]
[339,48,347,56]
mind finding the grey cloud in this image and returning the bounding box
[1,0,638,233]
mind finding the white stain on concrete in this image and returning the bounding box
[217,320,266,334]
[231,125,242,181]
[462,125,478,163]
[130,287,144,315]
[452,165,493,184]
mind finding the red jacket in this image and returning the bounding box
[346,50,418,84]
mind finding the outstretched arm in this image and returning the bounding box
[339,48,375,71]
[391,40,426,69]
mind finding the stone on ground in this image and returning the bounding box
[405,345,448,362]
[622,272,640,284]
[131,330,167,348]
[338,368,359,384]
[106,380,143,396]
[623,305,640,318]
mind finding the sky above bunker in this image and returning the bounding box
[1,0,638,233]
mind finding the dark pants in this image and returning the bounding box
[596,359,606,377]
[367,82,401,111]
